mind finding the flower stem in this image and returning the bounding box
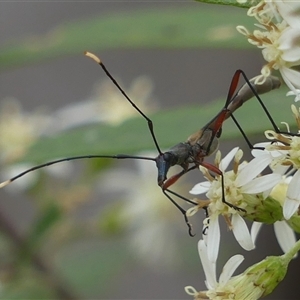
[0,209,77,299]
[283,239,300,263]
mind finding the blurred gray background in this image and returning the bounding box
[0,1,298,299]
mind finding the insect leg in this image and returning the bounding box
[201,161,246,213]
[237,71,300,137]
[236,69,280,133]
[224,70,283,149]
[161,165,209,236]
[162,165,198,190]
[162,189,195,237]
[164,188,198,206]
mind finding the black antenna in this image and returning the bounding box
[0,154,156,188]
[84,51,162,155]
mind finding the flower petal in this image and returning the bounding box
[283,199,299,220]
[198,240,217,289]
[274,221,296,255]
[206,216,220,264]
[281,67,300,93]
[219,254,244,285]
[251,142,271,157]
[190,181,210,195]
[251,221,263,246]
[284,169,300,219]
[276,2,300,28]
[279,28,300,63]
[287,89,300,103]
[219,147,239,172]
[231,214,255,251]
[273,164,290,176]
[241,173,282,194]
[235,154,272,187]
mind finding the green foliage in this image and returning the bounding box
[0,6,256,70]
[56,240,129,297]
[27,204,62,249]
[21,86,291,164]
[288,215,300,233]
[2,2,294,299]
[195,0,260,9]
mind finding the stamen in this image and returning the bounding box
[291,105,300,129]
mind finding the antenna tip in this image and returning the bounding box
[84,51,101,64]
[0,180,11,189]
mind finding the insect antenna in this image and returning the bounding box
[85,51,162,155]
[0,154,156,188]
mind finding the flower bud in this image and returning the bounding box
[229,255,288,299]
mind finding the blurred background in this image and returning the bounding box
[0,1,298,299]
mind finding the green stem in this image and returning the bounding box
[282,239,300,263]
[0,209,77,300]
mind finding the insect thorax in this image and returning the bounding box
[191,129,219,160]
[168,142,193,166]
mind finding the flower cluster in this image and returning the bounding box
[185,238,300,300]
[186,106,300,298]
[184,2,300,298]
[50,75,157,131]
[189,147,282,262]
[236,0,300,101]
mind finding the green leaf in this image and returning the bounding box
[21,86,292,164]
[28,204,62,248]
[2,270,56,300]
[56,240,128,297]
[195,0,260,9]
[3,284,55,300]
[1,6,256,69]
[288,215,300,233]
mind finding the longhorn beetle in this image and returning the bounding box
[0,52,281,236]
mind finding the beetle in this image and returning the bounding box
[0,52,281,235]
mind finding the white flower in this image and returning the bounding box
[236,0,300,101]
[245,1,300,29]
[189,147,281,263]
[287,89,300,102]
[254,148,300,220]
[251,220,296,255]
[186,237,296,300]
[253,105,300,219]
[0,98,57,190]
[283,170,300,219]
[0,98,51,163]
[49,76,157,132]
[185,239,245,299]
[251,106,300,253]
[267,0,300,28]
